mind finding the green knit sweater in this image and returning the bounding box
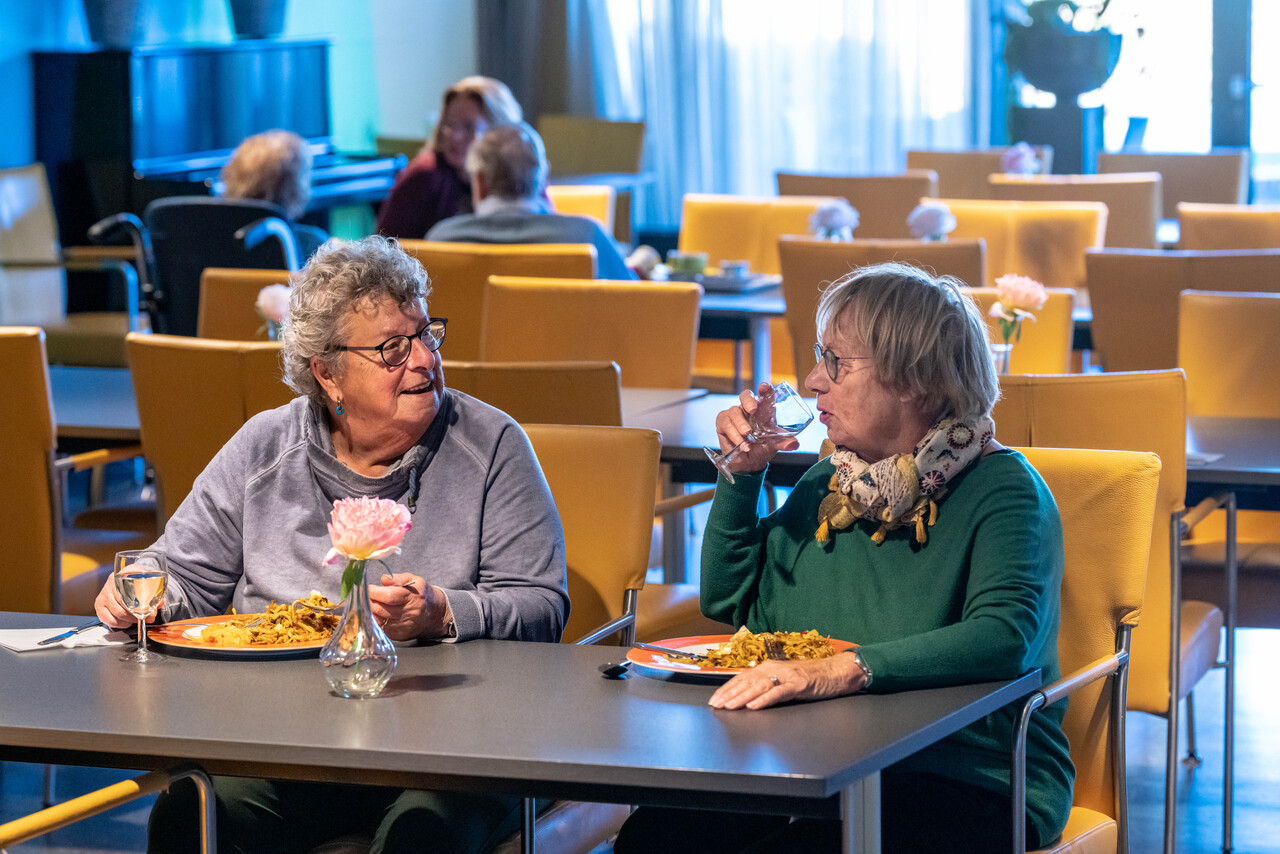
[701,448,1073,844]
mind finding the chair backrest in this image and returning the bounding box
[905,146,1055,199]
[939,197,1107,292]
[0,163,61,263]
[443,360,623,426]
[989,171,1161,249]
[481,277,701,389]
[965,286,1076,374]
[126,332,295,523]
[547,185,616,234]
[0,327,59,612]
[397,240,597,362]
[776,235,987,384]
[1097,149,1250,220]
[1016,446,1158,820]
[1179,290,1280,418]
[144,196,301,337]
[536,115,646,176]
[994,370,1185,716]
[1176,202,1280,250]
[522,424,659,644]
[775,171,939,239]
[1085,247,1280,371]
[678,193,839,275]
[197,267,291,340]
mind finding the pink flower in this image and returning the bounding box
[255,284,291,324]
[324,497,412,565]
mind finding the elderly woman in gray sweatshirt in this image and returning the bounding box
[95,234,569,854]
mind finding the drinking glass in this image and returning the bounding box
[113,549,168,663]
[704,381,814,484]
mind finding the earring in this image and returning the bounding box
[335,399,345,415]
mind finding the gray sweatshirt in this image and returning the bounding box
[154,390,568,642]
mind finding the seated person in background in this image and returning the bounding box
[219,129,329,259]
[426,122,637,281]
[95,235,569,854]
[614,262,1072,854]
[377,76,524,239]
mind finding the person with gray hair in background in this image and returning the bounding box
[426,122,636,280]
[219,129,328,258]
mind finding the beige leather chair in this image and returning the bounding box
[443,360,623,426]
[995,370,1232,854]
[989,172,1162,249]
[966,286,1076,374]
[397,241,598,362]
[480,276,701,389]
[1012,447,1159,854]
[2,326,152,615]
[776,235,987,384]
[546,184,616,234]
[1097,150,1250,220]
[1176,202,1280,250]
[775,170,939,238]
[197,267,291,340]
[126,333,295,524]
[905,146,1054,199]
[1084,247,1280,372]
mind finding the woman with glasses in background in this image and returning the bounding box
[96,235,568,854]
[615,262,1073,853]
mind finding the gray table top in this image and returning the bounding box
[0,611,1038,816]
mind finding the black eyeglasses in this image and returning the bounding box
[814,342,871,382]
[335,318,448,367]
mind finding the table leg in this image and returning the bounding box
[749,317,772,391]
[840,771,881,854]
[660,463,687,584]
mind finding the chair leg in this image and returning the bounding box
[1182,693,1202,767]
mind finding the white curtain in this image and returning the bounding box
[584,0,980,229]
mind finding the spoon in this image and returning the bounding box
[598,660,631,679]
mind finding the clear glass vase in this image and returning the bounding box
[319,559,397,699]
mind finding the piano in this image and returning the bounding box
[33,39,404,245]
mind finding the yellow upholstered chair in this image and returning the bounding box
[480,276,701,389]
[443,360,623,427]
[994,370,1232,854]
[1084,247,1280,372]
[940,198,1107,295]
[776,235,987,385]
[989,172,1162,249]
[547,184,616,234]
[1176,202,1280,250]
[775,170,939,239]
[905,146,1054,199]
[197,267,291,340]
[1,326,152,615]
[1097,150,1250,221]
[397,241,598,362]
[1012,447,1159,854]
[126,333,295,525]
[965,286,1076,375]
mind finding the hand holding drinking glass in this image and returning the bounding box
[705,381,814,484]
[113,549,168,663]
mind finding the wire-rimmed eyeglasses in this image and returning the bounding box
[335,318,448,367]
[814,342,872,382]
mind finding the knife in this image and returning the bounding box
[36,620,105,646]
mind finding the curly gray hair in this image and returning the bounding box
[281,236,431,403]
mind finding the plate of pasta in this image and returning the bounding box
[627,629,855,683]
[148,602,340,660]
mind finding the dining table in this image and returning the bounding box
[0,610,1040,854]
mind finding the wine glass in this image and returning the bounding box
[113,549,168,663]
[704,381,814,484]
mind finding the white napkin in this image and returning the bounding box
[0,625,132,653]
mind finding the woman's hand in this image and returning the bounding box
[707,652,868,710]
[713,383,801,476]
[94,578,162,629]
[370,572,450,641]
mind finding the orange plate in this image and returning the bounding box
[148,614,330,660]
[626,634,856,683]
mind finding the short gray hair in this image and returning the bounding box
[815,262,998,421]
[219,129,312,220]
[465,122,548,201]
[281,236,431,403]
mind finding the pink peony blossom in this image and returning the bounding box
[325,496,412,565]
[255,284,291,324]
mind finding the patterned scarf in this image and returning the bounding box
[815,415,994,545]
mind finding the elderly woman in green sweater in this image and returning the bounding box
[614,262,1073,853]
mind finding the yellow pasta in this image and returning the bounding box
[199,601,339,646]
[701,626,836,669]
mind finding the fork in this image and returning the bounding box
[763,636,787,661]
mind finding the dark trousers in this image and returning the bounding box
[147,776,527,854]
[613,771,1044,854]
